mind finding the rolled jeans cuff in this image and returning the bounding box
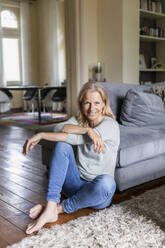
[61,200,69,213]
[46,193,61,203]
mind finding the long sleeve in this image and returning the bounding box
[54,116,91,145]
[94,117,120,149]
[76,116,120,181]
[53,116,77,132]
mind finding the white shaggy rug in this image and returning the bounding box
[7,185,165,248]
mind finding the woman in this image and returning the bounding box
[23,82,120,234]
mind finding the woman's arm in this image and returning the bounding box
[62,124,88,134]
[23,123,105,156]
[23,132,67,155]
[53,116,78,133]
[63,124,104,154]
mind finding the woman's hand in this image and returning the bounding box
[23,133,42,155]
[87,128,104,154]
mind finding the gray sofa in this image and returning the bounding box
[38,82,165,191]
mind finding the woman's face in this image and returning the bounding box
[82,91,105,122]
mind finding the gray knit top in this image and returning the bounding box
[54,116,120,181]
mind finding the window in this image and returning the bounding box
[1,6,21,85]
[3,38,20,81]
[1,9,18,29]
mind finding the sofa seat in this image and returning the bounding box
[117,124,165,168]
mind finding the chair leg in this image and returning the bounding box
[43,102,46,113]
[23,101,28,112]
[31,102,35,113]
[52,102,57,112]
[57,102,63,112]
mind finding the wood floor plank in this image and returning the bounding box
[0,215,26,245]
[0,164,48,185]
[0,159,47,177]
[0,144,42,165]
[0,167,47,193]
[0,200,31,230]
[0,148,43,166]
[0,185,35,213]
[0,234,9,248]
[0,176,46,205]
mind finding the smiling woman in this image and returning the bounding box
[82,91,105,127]
[77,81,115,127]
[22,81,120,234]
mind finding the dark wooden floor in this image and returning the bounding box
[0,124,165,248]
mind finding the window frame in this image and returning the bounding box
[1,3,22,86]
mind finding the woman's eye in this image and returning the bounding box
[95,102,100,105]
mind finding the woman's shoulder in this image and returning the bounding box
[96,116,119,132]
[101,116,120,133]
[104,116,119,126]
[67,116,79,124]
[95,116,120,141]
[53,116,79,132]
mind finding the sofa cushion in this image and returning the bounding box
[117,124,165,167]
[120,89,165,127]
[101,82,148,121]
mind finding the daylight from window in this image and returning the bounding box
[1,9,20,82]
[1,9,18,28]
[2,38,20,81]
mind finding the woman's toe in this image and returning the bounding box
[29,204,43,219]
[26,222,36,234]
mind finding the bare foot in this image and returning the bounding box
[29,204,43,219]
[57,204,64,214]
[26,202,58,234]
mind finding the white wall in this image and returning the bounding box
[80,0,98,85]
[97,0,139,84]
[122,0,139,84]
[65,0,140,116]
[30,1,39,84]
[36,0,49,85]
[97,0,123,82]
[65,0,98,116]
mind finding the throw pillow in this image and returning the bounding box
[120,89,165,127]
[148,85,165,102]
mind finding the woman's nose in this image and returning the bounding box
[89,103,95,110]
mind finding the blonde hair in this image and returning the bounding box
[77,81,115,126]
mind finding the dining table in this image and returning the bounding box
[0,85,66,123]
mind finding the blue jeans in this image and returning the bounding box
[47,142,116,213]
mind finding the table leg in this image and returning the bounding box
[37,89,42,123]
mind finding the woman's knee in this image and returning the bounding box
[94,174,116,195]
[55,142,73,154]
